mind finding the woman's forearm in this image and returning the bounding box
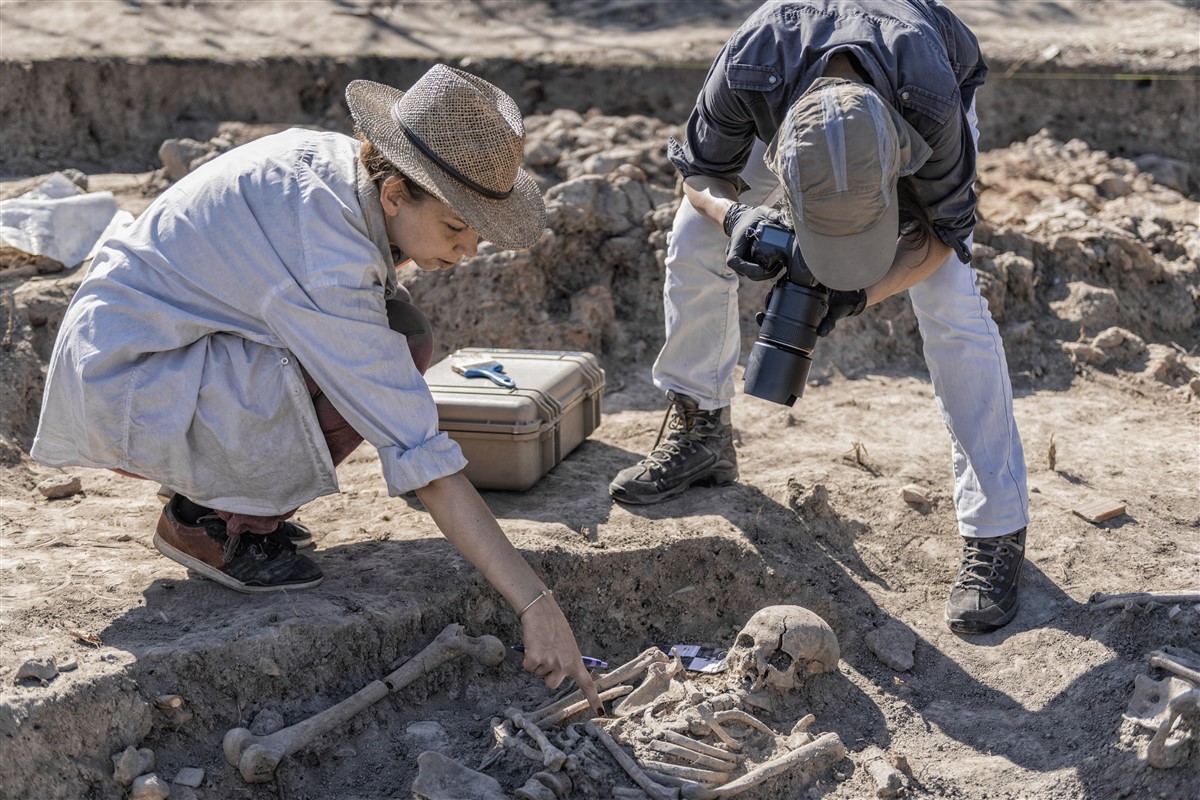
[414,471,546,613]
[414,470,604,714]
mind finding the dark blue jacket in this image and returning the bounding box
[669,0,987,261]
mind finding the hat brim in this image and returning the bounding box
[346,80,546,250]
[794,185,898,291]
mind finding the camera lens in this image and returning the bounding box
[743,281,828,407]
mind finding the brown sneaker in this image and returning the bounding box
[277,520,314,549]
[609,391,738,505]
[154,496,323,593]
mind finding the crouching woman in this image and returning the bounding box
[32,65,602,711]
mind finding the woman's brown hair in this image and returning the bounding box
[357,131,431,202]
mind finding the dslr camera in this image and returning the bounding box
[741,219,830,407]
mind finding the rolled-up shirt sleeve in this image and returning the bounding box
[667,52,759,192]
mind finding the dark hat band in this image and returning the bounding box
[399,122,514,201]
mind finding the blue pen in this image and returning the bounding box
[512,645,608,670]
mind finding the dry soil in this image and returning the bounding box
[1,3,1198,800]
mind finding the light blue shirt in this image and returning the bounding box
[32,129,467,515]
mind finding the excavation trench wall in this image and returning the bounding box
[0,55,1196,175]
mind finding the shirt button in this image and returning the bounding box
[768,76,777,84]
[281,357,290,366]
[901,91,910,100]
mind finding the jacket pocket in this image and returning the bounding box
[725,63,784,93]
[896,84,955,126]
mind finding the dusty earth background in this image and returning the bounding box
[1,2,1198,799]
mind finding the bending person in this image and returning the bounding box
[609,1,1030,634]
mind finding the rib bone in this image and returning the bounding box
[713,710,772,735]
[639,759,732,785]
[585,719,679,800]
[696,704,740,752]
[539,685,633,727]
[659,731,744,763]
[648,741,738,771]
[531,647,668,724]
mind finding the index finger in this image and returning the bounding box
[571,660,604,717]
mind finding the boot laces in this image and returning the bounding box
[638,395,716,471]
[953,533,1021,593]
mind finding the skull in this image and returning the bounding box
[727,605,839,692]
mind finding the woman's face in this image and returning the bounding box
[380,177,479,271]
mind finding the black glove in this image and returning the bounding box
[723,203,788,281]
[816,289,868,337]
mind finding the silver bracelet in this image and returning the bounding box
[518,589,552,619]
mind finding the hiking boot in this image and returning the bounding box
[609,391,738,505]
[945,527,1027,634]
[154,496,323,593]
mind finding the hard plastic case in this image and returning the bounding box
[424,348,605,490]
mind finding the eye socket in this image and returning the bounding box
[447,223,466,234]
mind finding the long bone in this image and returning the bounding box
[539,684,633,727]
[614,654,684,717]
[223,623,504,783]
[481,717,541,769]
[532,647,669,724]
[506,707,569,770]
[1148,650,1200,685]
[1147,689,1200,769]
[709,731,845,798]
[1090,590,1200,610]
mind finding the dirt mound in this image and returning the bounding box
[3,116,1198,467]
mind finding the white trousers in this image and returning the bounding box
[652,108,1029,538]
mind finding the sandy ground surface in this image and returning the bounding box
[2,2,1199,800]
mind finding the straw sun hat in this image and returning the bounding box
[346,65,546,250]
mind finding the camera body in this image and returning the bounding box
[742,220,830,407]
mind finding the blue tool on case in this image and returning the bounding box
[451,356,517,389]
